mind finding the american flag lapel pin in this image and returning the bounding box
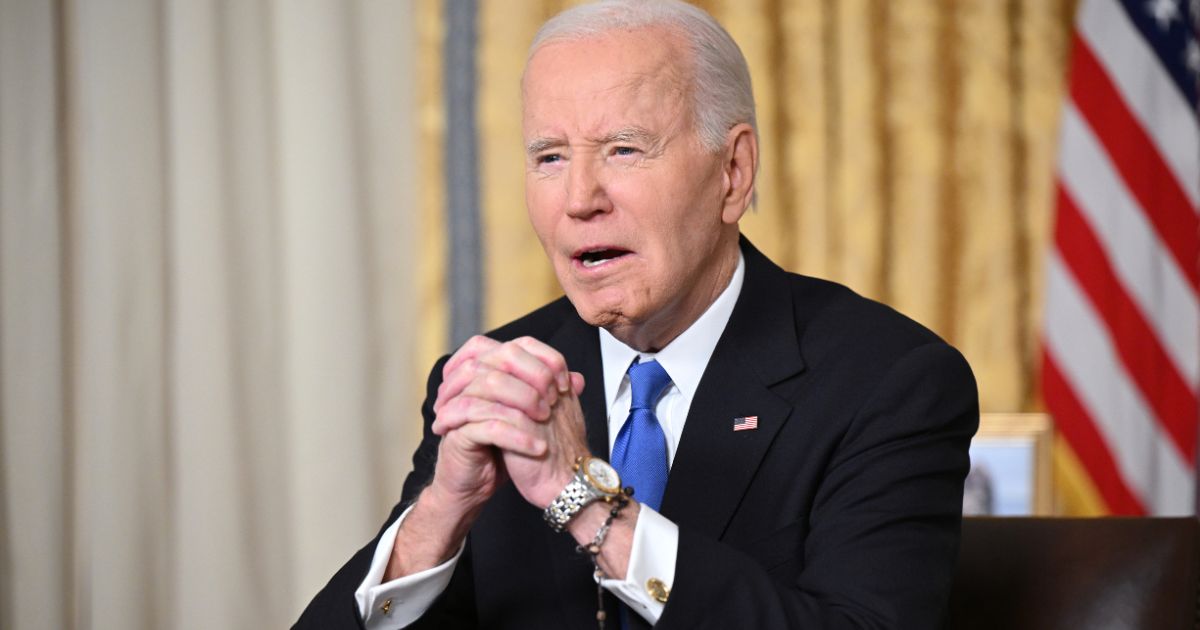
[733,415,758,431]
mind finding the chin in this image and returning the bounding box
[573,302,621,329]
[567,293,629,331]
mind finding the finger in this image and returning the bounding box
[441,335,500,384]
[437,338,561,413]
[436,335,500,412]
[462,368,551,421]
[453,419,547,458]
[511,337,570,393]
[436,357,487,413]
[477,341,562,404]
[432,395,532,436]
[439,356,554,421]
[569,371,585,396]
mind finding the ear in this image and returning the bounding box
[720,123,758,225]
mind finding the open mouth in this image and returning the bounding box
[574,248,631,269]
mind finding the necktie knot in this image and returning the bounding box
[628,359,672,411]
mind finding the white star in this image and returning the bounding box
[1186,38,1200,76]
[1147,0,1181,29]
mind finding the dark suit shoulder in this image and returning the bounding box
[785,272,955,376]
[481,295,578,343]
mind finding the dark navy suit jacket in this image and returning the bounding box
[295,237,979,629]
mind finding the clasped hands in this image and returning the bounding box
[429,335,591,515]
[387,334,637,581]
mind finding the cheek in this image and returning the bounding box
[525,183,560,245]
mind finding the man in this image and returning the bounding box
[296,1,977,628]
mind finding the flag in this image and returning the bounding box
[733,416,758,432]
[1042,0,1199,515]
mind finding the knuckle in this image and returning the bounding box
[483,369,506,390]
[449,396,471,415]
[534,366,555,389]
[520,386,541,411]
[494,349,517,372]
[497,402,523,423]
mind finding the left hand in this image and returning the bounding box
[432,336,591,509]
[500,372,590,508]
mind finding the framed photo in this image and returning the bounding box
[963,413,1053,516]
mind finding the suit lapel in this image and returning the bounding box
[533,237,804,624]
[660,237,806,540]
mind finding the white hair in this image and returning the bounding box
[527,0,757,153]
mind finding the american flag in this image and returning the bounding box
[733,416,758,432]
[1042,0,1199,514]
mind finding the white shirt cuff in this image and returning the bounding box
[599,504,679,624]
[354,505,465,629]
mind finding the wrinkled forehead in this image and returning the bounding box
[521,26,694,115]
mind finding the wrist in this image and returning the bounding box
[566,500,615,544]
[422,478,491,520]
[568,499,639,580]
[541,464,578,508]
[542,455,622,531]
[385,486,482,580]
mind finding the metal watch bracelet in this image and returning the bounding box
[543,476,593,532]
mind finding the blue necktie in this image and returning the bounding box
[611,359,672,511]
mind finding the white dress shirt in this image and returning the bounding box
[356,253,745,628]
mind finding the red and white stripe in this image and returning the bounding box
[1043,0,1199,515]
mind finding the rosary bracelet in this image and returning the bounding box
[575,488,633,630]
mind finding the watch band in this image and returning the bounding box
[543,457,622,532]
[543,476,594,532]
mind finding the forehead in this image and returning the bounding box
[522,27,692,135]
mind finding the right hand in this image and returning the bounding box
[425,336,578,511]
[387,336,582,580]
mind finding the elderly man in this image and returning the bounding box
[297,1,977,628]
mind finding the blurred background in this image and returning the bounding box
[4,0,1195,628]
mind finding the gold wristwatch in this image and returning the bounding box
[542,456,623,532]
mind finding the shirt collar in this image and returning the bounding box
[598,251,746,409]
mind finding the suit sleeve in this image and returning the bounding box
[657,343,979,630]
[293,356,479,629]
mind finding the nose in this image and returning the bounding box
[564,156,612,219]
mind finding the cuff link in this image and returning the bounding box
[645,577,670,603]
[380,598,393,615]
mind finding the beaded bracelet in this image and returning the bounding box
[575,487,633,630]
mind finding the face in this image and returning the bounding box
[522,27,750,350]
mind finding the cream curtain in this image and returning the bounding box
[0,1,428,628]
[447,0,1097,512]
[0,2,1109,627]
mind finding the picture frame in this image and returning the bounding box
[963,413,1054,516]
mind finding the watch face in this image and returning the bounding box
[585,458,621,493]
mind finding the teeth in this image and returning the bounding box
[578,249,627,268]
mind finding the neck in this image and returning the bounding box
[608,238,740,353]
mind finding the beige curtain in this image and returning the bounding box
[1,3,1109,627]
[440,0,1098,511]
[0,1,428,628]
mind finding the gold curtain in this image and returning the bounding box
[417,0,1105,514]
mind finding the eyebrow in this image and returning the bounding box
[525,137,561,156]
[525,126,660,157]
[591,126,657,146]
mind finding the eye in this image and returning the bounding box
[536,153,562,165]
[612,146,638,157]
